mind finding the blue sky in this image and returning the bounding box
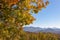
[26,0,60,28]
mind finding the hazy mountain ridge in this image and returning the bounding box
[23,27,60,34]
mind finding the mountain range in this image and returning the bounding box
[23,27,60,34]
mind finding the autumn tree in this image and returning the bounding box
[0,0,49,29]
[0,0,49,40]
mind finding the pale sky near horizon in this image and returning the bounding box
[25,0,60,28]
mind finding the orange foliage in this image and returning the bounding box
[3,0,19,6]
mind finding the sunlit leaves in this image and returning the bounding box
[0,0,49,31]
[0,0,49,39]
[2,0,19,7]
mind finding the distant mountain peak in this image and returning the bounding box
[23,27,60,34]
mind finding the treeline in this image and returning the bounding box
[0,31,60,40]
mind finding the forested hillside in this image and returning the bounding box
[0,30,60,40]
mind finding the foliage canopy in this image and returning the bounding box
[0,0,49,28]
[0,0,49,40]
